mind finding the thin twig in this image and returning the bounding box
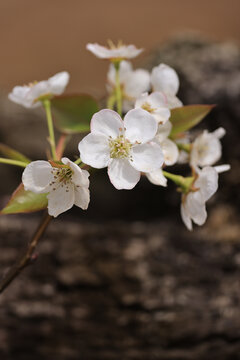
[0,211,52,294]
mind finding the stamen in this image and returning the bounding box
[107,39,125,49]
[109,136,132,159]
[141,102,156,113]
[50,165,74,191]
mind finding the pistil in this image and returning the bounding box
[109,135,132,159]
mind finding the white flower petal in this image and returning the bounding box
[47,183,75,217]
[151,64,180,96]
[107,62,149,104]
[47,71,70,95]
[119,45,143,59]
[134,92,149,108]
[9,86,29,101]
[124,108,157,144]
[131,142,164,172]
[212,127,226,139]
[166,94,183,109]
[74,186,90,210]
[8,71,69,109]
[153,108,171,124]
[146,168,167,187]
[107,61,133,88]
[86,43,143,59]
[61,157,90,187]
[192,205,208,226]
[195,166,218,202]
[161,138,179,166]
[26,81,49,102]
[72,168,90,187]
[8,86,40,108]
[191,131,222,167]
[135,92,170,124]
[91,109,123,138]
[108,159,140,190]
[22,160,53,193]
[87,43,112,58]
[78,133,110,168]
[186,193,207,226]
[180,202,193,231]
[180,165,220,230]
[148,91,168,107]
[155,121,172,142]
[124,69,150,98]
[214,164,231,173]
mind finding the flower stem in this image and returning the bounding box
[107,93,116,110]
[0,211,52,295]
[42,99,57,160]
[74,158,82,165]
[114,61,122,116]
[163,170,194,192]
[0,157,28,168]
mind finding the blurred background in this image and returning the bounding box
[0,1,240,359]
[0,0,240,94]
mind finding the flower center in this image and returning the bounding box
[141,102,155,113]
[107,39,124,49]
[109,135,132,159]
[27,81,38,87]
[49,166,73,192]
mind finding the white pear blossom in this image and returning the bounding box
[150,64,183,109]
[135,92,170,125]
[22,157,90,217]
[107,61,150,112]
[181,165,230,231]
[86,42,143,60]
[8,71,70,108]
[146,121,179,186]
[78,109,164,190]
[190,127,226,168]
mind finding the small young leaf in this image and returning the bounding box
[170,105,215,138]
[0,143,31,163]
[51,94,99,134]
[1,184,48,215]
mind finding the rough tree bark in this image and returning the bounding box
[0,205,239,360]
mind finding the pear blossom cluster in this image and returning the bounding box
[5,41,230,230]
[107,60,182,113]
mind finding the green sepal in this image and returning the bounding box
[162,171,195,193]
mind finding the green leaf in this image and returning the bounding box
[170,105,215,138]
[51,94,99,134]
[0,143,31,163]
[1,184,48,215]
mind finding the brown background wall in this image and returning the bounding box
[0,0,239,97]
